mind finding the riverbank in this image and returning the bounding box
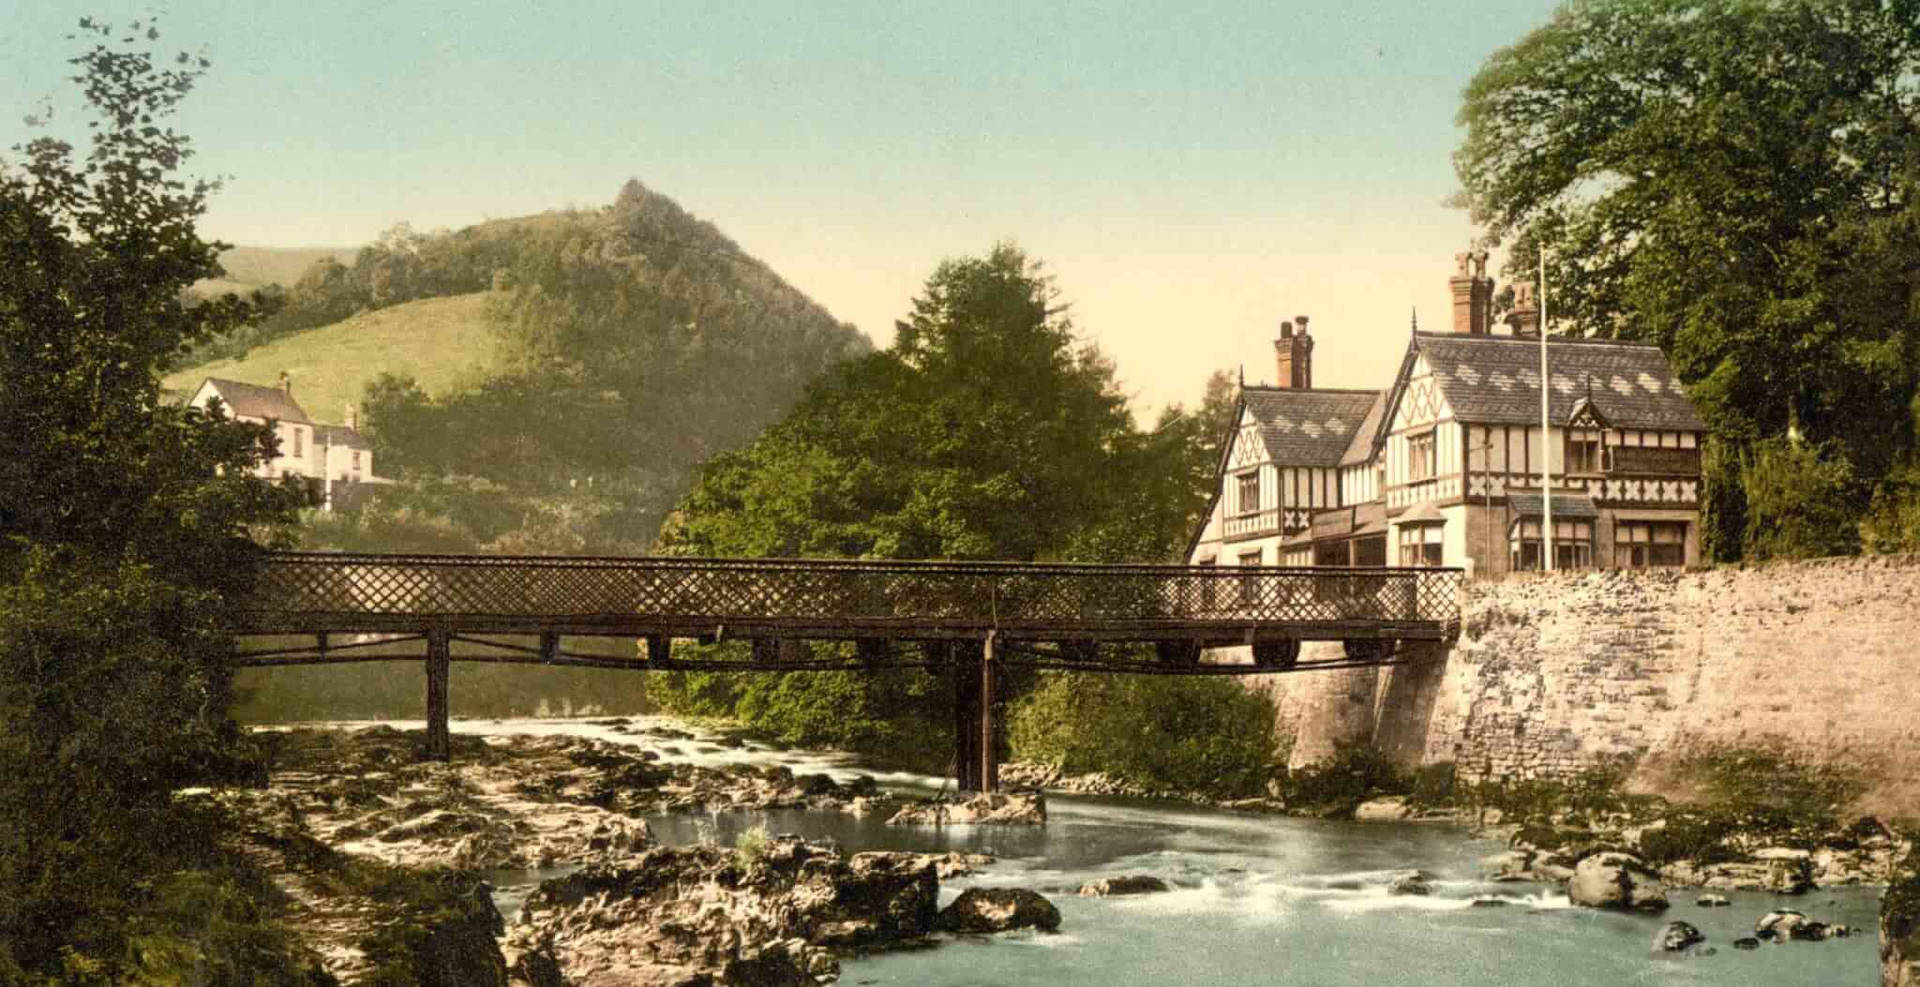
[229,718,1896,985]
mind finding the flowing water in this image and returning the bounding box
[336,717,1884,985]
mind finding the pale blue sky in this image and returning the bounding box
[4,1,1560,412]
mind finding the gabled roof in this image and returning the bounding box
[1411,332,1706,431]
[200,378,311,423]
[317,424,371,450]
[1338,390,1389,467]
[1240,386,1381,467]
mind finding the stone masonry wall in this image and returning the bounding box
[1268,555,1920,815]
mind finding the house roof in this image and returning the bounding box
[1338,390,1390,467]
[1240,387,1381,467]
[201,378,311,423]
[317,424,371,450]
[1412,332,1707,431]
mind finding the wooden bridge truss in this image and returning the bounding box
[234,552,1464,789]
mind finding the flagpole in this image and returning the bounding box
[1540,248,1555,571]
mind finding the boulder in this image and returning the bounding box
[1733,937,1761,950]
[1482,849,1537,883]
[1078,875,1170,897]
[936,888,1062,934]
[1354,797,1411,822]
[1888,871,1920,987]
[1752,847,1815,895]
[1655,920,1706,953]
[888,791,1046,827]
[801,852,940,946]
[1568,853,1669,912]
[415,879,508,987]
[1386,871,1434,896]
[1695,893,1731,908]
[1755,909,1827,942]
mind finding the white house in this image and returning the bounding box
[1188,253,1708,577]
[187,374,381,508]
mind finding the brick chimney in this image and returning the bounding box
[277,370,292,397]
[1450,249,1494,334]
[1505,280,1541,337]
[1274,315,1313,388]
[344,403,358,430]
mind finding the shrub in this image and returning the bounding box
[735,824,770,865]
[1008,672,1279,799]
[1408,761,1457,807]
[1284,743,1409,810]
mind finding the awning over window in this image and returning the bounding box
[1397,501,1446,524]
[1508,492,1599,519]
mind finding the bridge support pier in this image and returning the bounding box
[425,629,451,762]
[980,633,998,793]
[952,646,981,792]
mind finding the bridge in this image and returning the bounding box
[235,552,1464,790]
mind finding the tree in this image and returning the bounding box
[0,19,300,979]
[651,246,1240,764]
[1453,0,1920,557]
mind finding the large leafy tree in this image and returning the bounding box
[1454,0,1920,557]
[0,19,300,979]
[652,246,1235,762]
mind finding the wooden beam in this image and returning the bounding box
[425,629,451,762]
[645,634,670,662]
[980,632,998,793]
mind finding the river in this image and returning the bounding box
[362,716,1884,985]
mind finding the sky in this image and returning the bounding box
[3,1,1561,414]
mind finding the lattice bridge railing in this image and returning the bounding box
[237,552,1464,641]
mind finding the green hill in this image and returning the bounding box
[192,245,354,296]
[164,292,500,422]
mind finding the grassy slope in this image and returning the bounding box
[165,292,500,422]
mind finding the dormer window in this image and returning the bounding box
[1566,428,1602,474]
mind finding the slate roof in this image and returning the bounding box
[1240,387,1382,467]
[1339,390,1389,467]
[1413,333,1707,431]
[201,378,311,423]
[317,424,371,450]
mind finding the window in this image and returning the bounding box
[1615,521,1686,568]
[1237,549,1263,604]
[1397,524,1444,567]
[292,427,304,458]
[1407,431,1437,482]
[1511,519,1594,571]
[1566,429,1602,474]
[1236,472,1260,515]
[351,450,362,472]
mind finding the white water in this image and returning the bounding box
[302,718,1884,985]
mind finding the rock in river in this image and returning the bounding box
[1568,852,1669,912]
[937,888,1062,934]
[1079,875,1170,897]
[1387,871,1434,896]
[1656,920,1706,953]
[888,791,1046,826]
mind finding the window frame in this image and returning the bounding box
[1406,430,1437,483]
[1235,471,1261,517]
[1396,522,1444,567]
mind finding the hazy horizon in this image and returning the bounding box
[5,0,1563,412]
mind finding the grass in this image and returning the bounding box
[165,292,502,423]
[192,245,355,296]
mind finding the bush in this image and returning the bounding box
[1008,672,1279,799]
[735,824,770,865]
[1408,762,1457,807]
[1283,743,1408,811]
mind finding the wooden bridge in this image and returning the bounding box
[235,552,1464,789]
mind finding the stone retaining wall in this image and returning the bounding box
[1266,555,1920,815]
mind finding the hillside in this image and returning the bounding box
[192,245,354,296]
[164,292,500,422]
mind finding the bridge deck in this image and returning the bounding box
[235,552,1463,672]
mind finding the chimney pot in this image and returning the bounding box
[277,371,291,396]
[1279,320,1293,339]
[1295,315,1310,333]
[1274,314,1314,389]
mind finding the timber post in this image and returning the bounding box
[980,631,998,793]
[952,643,982,792]
[425,628,451,762]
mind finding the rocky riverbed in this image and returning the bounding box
[231,724,1066,985]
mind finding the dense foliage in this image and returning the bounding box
[648,245,1257,775]
[0,19,304,980]
[1454,0,1920,558]
[1008,673,1279,799]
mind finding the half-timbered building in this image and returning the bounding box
[1189,254,1709,577]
